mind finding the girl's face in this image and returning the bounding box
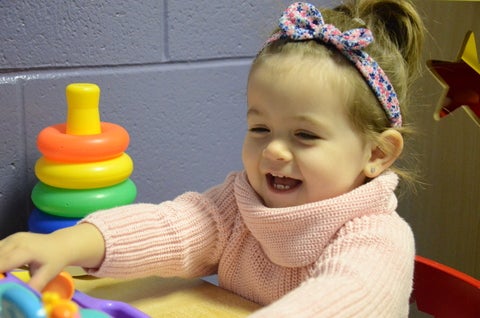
[242,59,375,208]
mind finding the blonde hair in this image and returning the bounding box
[250,0,425,188]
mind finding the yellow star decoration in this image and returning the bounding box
[427,31,480,120]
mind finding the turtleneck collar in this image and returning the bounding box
[234,171,399,267]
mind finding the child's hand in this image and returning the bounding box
[0,223,105,291]
[0,231,69,291]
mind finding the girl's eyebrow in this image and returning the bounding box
[295,114,327,129]
[246,108,262,117]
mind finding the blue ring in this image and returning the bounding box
[28,208,79,234]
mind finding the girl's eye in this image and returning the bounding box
[249,127,270,134]
[296,131,320,140]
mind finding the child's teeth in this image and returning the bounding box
[274,184,290,190]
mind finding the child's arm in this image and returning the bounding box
[0,223,105,291]
[77,174,238,280]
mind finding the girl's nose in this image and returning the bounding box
[262,140,293,162]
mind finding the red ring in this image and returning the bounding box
[37,122,129,163]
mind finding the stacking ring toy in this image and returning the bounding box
[37,122,129,163]
[31,179,137,218]
[28,209,79,234]
[35,153,133,189]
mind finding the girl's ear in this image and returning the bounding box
[364,129,404,178]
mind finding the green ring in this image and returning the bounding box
[31,179,137,218]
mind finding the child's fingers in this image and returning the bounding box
[28,264,64,292]
[0,233,34,273]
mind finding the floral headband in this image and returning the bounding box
[265,2,402,128]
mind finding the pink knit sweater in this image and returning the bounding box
[81,171,414,317]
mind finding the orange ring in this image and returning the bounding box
[37,122,129,163]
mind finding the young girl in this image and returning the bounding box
[0,1,424,316]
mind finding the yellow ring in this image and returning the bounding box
[35,153,133,189]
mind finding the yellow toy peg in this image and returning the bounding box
[66,83,102,135]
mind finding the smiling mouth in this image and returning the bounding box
[266,173,302,191]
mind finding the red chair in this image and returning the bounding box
[410,255,480,317]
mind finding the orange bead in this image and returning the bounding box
[42,272,75,300]
[50,301,80,318]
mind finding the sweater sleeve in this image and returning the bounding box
[79,173,239,279]
[249,213,415,318]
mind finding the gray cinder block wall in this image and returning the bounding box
[0,1,339,238]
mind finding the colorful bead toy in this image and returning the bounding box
[0,271,149,317]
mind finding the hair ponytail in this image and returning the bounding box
[336,0,425,83]
[357,0,425,81]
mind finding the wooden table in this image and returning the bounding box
[74,275,261,317]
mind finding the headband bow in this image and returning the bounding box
[266,2,402,128]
